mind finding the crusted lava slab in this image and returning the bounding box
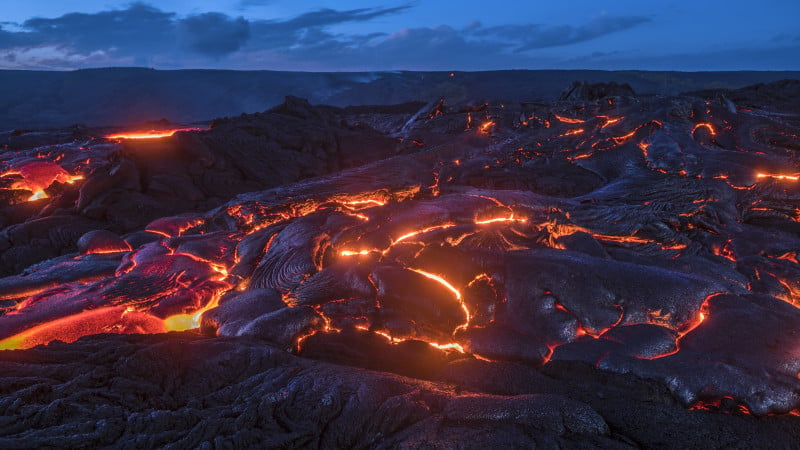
[2,80,800,446]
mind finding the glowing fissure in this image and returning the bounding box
[600,116,623,128]
[644,294,715,360]
[408,268,462,300]
[474,213,527,225]
[554,114,585,124]
[355,325,466,353]
[692,122,717,137]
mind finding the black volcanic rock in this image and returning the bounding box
[2,78,800,447]
[559,81,636,101]
[0,97,417,276]
[687,78,800,113]
[0,333,798,448]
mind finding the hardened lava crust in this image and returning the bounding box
[2,81,800,447]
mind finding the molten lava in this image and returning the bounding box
[692,122,717,136]
[756,173,800,181]
[0,307,165,350]
[554,114,585,124]
[0,160,83,201]
[106,127,204,140]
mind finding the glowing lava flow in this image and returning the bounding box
[475,214,527,225]
[355,325,466,353]
[0,306,165,350]
[342,199,386,208]
[600,116,623,128]
[557,129,584,137]
[692,123,717,137]
[0,161,84,201]
[612,130,637,145]
[106,127,204,140]
[479,121,496,134]
[339,250,375,257]
[163,297,221,332]
[757,173,800,181]
[554,114,585,124]
[409,268,462,301]
[408,267,471,332]
[643,295,714,360]
[393,223,457,245]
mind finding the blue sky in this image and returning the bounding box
[1,1,798,71]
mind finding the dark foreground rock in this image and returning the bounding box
[1,332,798,449]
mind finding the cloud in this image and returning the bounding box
[178,13,249,57]
[469,15,650,53]
[245,6,412,50]
[236,0,275,10]
[18,3,176,55]
[262,18,650,71]
[4,3,786,72]
[0,3,416,68]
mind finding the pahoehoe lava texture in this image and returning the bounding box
[2,80,800,447]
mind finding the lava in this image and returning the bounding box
[611,130,637,144]
[2,86,800,423]
[756,173,800,181]
[393,223,457,245]
[105,127,204,140]
[479,121,495,134]
[474,213,527,225]
[692,122,717,137]
[408,268,463,301]
[600,116,623,128]
[0,306,164,350]
[554,114,585,124]
[0,160,83,201]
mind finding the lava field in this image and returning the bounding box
[1,81,800,447]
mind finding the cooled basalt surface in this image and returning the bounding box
[1,80,800,446]
[2,333,799,448]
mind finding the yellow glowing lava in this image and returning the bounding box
[612,130,637,144]
[558,128,584,137]
[340,250,375,256]
[479,121,495,134]
[356,325,466,353]
[394,223,456,244]
[1,164,84,202]
[106,128,203,140]
[757,173,800,181]
[409,268,462,300]
[342,199,386,208]
[28,189,48,201]
[600,116,623,128]
[474,214,527,225]
[408,267,471,331]
[692,123,716,137]
[163,291,223,332]
[554,114,584,124]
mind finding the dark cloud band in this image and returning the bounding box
[1,2,792,71]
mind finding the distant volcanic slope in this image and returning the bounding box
[1,81,800,446]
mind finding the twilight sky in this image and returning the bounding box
[1,1,799,71]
